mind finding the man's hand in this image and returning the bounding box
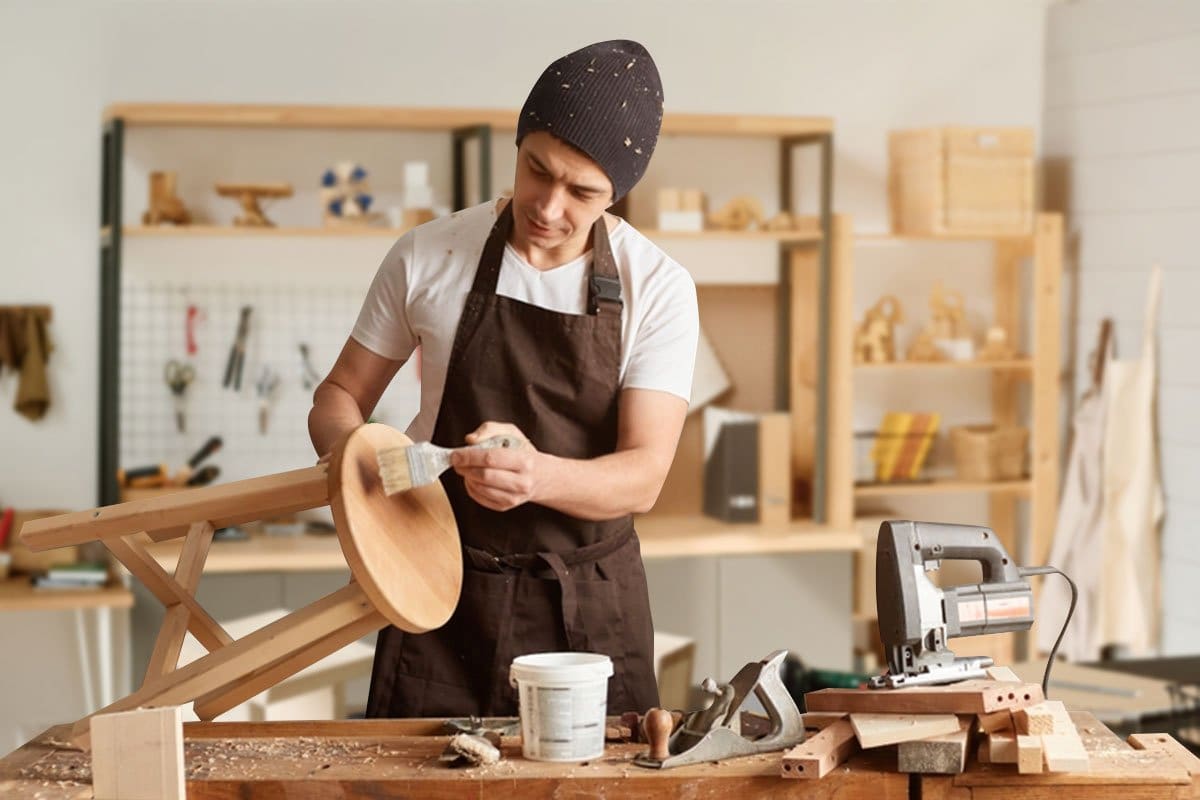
[451,422,541,511]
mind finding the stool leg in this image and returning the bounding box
[143,522,216,683]
[71,582,381,746]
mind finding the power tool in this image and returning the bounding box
[870,520,1073,691]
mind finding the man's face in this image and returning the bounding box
[510,132,613,262]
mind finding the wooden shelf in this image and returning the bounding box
[0,575,134,612]
[635,514,860,558]
[854,231,1033,244]
[854,479,1032,498]
[121,224,411,238]
[855,359,1033,372]
[120,225,822,243]
[104,103,833,138]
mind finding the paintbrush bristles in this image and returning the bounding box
[376,435,525,496]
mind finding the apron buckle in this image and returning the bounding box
[589,275,623,314]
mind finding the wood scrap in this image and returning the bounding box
[985,731,1018,764]
[802,712,847,732]
[984,665,1022,683]
[1041,731,1089,772]
[977,709,1013,733]
[1014,700,1071,736]
[1016,734,1043,774]
[896,716,973,775]
[780,718,859,780]
[849,713,960,748]
[804,679,1043,715]
[91,706,185,800]
[1128,732,1200,777]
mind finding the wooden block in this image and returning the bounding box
[1127,732,1200,777]
[679,188,705,212]
[801,711,847,731]
[850,713,961,748]
[897,717,972,774]
[986,731,1018,764]
[1042,731,1089,772]
[658,187,681,213]
[781,718,859,780]
[1014,700,1071,736]
[91,706,185,799]
[985,665,1021,682]
[977,709,1013,733]
[804,680,1043,715]
[1016,733,1044,774]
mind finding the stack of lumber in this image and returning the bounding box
[782,666,1090,780]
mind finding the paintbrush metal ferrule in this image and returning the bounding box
[378,435,525,496]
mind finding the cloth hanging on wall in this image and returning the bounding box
[1037,320,1111,660]
[1097,265,1164,656]
[0,308,54,421]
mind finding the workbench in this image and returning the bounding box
[2,713,1195,798]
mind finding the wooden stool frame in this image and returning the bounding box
[19,425,461,746]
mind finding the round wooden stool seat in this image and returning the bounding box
[329,423,462,633]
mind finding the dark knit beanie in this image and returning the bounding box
[516,40,663,202]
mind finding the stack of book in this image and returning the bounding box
[33,562,109,590]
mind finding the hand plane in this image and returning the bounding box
[871,520,1034,689]
[633,650,804,768]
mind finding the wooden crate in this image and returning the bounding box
[889,127,1034,236]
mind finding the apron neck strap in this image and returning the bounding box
[472,202,623,317]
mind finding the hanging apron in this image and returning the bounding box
[1036,321,1111,660]
[1098,266,1164,656]
[366,203,660,718]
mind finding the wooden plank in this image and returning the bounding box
[1127,732,1200,777]
[91,706,184,799]
[804,680,1043,715]
[789,246,819,510]
[850,713,961,748]
[103,102,834,137]
[19,465,328,550]
[986,731,1019,764]
[897,717,973,774]
[984,666,1022,683]
[802,711,848,731]
[1015,700,1073,736]
[1042,732,1090,773]
[781,717,860,779]
[1030,212,1063,570]
[977,710,1013,733]
[825,213,855,528]
[1017,733,1045,774]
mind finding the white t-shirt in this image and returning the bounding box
[351,200,699,441]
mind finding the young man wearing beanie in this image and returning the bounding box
[309,40,698,717]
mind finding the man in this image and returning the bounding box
[309,39,698,718]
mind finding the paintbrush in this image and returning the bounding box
[377,435,524,495]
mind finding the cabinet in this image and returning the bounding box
[96,103,857,556]
[845,215,1064,665]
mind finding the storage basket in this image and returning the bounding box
[950,425,1028,482]
[889,127,1034,236]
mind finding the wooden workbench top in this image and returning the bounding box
[1,719,902,799]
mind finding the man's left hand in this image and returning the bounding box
[451,422,543,511]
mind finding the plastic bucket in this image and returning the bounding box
[509,652,613,762]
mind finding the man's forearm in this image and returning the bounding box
[534,447,670,521]
[308,381,367,458]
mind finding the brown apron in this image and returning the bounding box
[366,203,660,718]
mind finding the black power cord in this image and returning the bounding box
[1018,566,1079,698]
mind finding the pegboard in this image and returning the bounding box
[119,278,421,485]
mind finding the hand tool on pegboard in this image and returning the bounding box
[222,305,253,391]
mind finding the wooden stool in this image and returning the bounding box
[19,424,461,746]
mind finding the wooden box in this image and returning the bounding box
[950,425,1028,482]
[889,127,1034,236]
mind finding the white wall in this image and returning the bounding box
[0,0,1052,750]
[1043,0,1200,656]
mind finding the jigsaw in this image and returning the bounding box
[871,520,1061,690]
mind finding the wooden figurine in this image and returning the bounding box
[906,330,945,362]
[854,296,904,363]
[929,283,968,339]
[142,172,191,226]
[978,326,1016,361]
[707,195,765,231]
[215,183,293,227]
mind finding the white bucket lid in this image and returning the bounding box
[510,652,613,685]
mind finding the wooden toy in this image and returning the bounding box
[214,183,293,227]
[707,195,765,230]
[142,171,191,226]
[854,296,904,364]
[978,326,1017,361]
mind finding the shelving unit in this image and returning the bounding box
[847,214,1063,664]
[98,102,851,553]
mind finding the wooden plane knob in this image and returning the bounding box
[645,707,673,761]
